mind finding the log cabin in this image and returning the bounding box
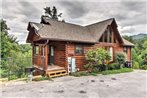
[26,17,134,77]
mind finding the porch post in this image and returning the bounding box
[44,40,49,70]
[32,42,34,65]
[65,43,69,73]
[44,45,48,70]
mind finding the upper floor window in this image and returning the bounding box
[104,46,113,61]
[104,30,108,42]
[75,45,83,54]
[99,27,113,43]
[109,31,112,43]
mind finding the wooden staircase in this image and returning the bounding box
[46,69,68,78]
[46,65,68,78]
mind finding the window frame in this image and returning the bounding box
[123,47,128,54]
[34,45,39,55]
[75,45,84,55]
[109,30,112,43]
[104,30,108,42]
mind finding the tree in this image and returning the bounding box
[43,6,62,20]
[0,19,9,32]
[0,19,19,58]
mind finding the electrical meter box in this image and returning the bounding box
[68,57,76,73]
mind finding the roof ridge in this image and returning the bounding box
[85,18,114,27]
[29,22,40,24]
[43,18,85,28]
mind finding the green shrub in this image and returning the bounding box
[83,64,94,72]
[140,65,147,70]
[84,48,111,72]
[107,63,120,70]
[133,62,139,69]
[115,53,126,67]
[10,75,18,80]
[97,64,107,72]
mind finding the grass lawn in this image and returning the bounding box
[100,68,133,75]
[70,68,133,77]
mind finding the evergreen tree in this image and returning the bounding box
[0,19,19,58]
[43,6,62,20]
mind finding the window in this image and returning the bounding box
[75,45,83,54]
[99,34,103,42]
[40,45,43,55]
[123,47,127,53]
[104,30,108,42]
[34,45,39,54]
[109,31,112,43]
[109,47,113,61]
[104,46,113,61]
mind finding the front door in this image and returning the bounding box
[49,45,54,65]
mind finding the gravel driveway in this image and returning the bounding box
[1,70,147,98]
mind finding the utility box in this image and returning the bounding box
[68,57,76,73]
[71,58,76,72]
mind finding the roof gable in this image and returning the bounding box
[86,18,114,42]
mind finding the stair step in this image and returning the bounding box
[47,70,68,78]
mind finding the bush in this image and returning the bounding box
[115,53,126,67]
[10,75,18,80]
[140,65,147,70]
[107,63,120,70]
[133,62,139,69]
[98,64,107,71]
[84,48,111,72]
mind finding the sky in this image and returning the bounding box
[1,0,147,44]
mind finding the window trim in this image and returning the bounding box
[75,44,84,55]
[104,30,108,42]
[123,47,128,54]
[34,45,39,55]
[109,46,113,61]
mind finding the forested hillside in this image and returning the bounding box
[123,35,147,69]
[0,19,32,79]
[131,33,147,40]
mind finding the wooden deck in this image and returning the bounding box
[47,65,65,71]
